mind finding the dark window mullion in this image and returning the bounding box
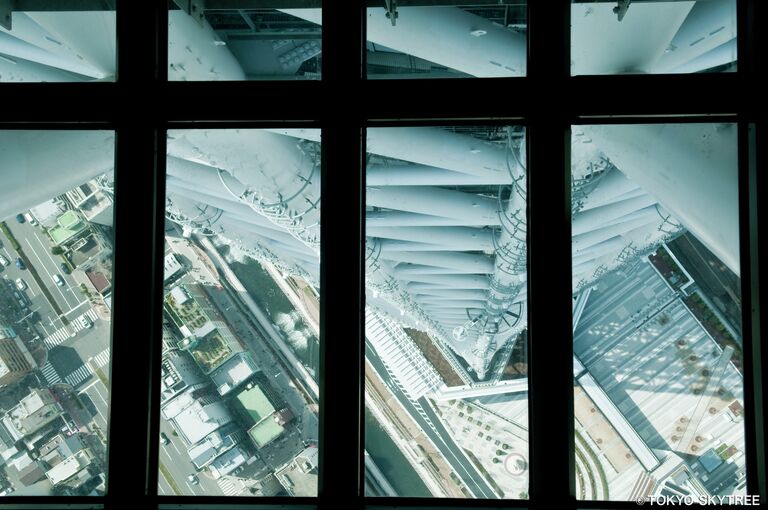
[319,2,364,509]
[106,1,163,507]
[742,120,767,500]
[527,1,574,509]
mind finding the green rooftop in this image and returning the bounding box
[50,211,86,245]
[249,417,284,448]
[236,385,275,425]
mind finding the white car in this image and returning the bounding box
[187,474,199,485]
[15,278,26,291]
[52,274,64,287]
[0,254,8,267]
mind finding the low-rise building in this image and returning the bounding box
[160,349,207,405]
[161,388,234,447]
[0,332,37,386]
[45,449,94,488]
[1,389,63,443]
[209,352,259,396]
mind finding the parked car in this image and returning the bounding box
[52,274,64,286]
[76,316,92,329]
[160,432,170,445]
[60,262,72,275]
[187,474,199,485]
[0,255,8,267]
[15,258,25,270]
[23,213,37,225]
[15,278,26,291]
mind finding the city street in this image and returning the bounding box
[3,218,91,335]
[366,341,497,498]
[158,419,222,496]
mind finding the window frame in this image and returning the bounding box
[0,1,764,509]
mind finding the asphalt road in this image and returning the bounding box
[158,419,222,496]
[3,218,91,335]
[365,340,498,498]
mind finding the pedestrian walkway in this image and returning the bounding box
[65,364,94,388]
[40,361,62,385]
[43,309,100,350]
[44,326,72,349]
[216,477,241,496]
[91,348,110,369]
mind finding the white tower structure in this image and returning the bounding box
[0,5,740,386]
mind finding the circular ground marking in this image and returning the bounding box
[504,452,527,476]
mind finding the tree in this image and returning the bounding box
[52,246,64,255]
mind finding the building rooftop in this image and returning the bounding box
[210,352,259,395]
[160,349,207,404]
[249,418,284,449]
[85,271,111,295]
[574,260,746,486]
[162,389,233,446]
[50,210,87,245]
[186,422,239,469]
[236,384,276,424]
[164,253,184,281]
[208,446,248,479]
[46,449,93,486]
[3,389,62,441]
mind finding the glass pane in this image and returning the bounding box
[0,7,115,82]
[571,0,737,75]
[168,2,321,81]
[0,130,115,496]
[571,124,746,502]
[366,2,527,79]
[160,129,320,496]
[365,126,529,499]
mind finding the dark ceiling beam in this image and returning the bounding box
[10,0,115,11]
[204,0,321,8]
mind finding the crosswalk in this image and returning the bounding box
[91,348,110,369]
[64,364,94,388]
[43,309,100,349]
[44,326,73,349]
[216,477,241,496]
[40,361,62,385]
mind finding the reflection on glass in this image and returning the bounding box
[0,9,115,83]
[160,129,320,496]
[571,0,737,75]
[168,4,321,81]
[366,2,527,79]
[571,124,746,501]
[365,126,529,498]
[0,131,115,496]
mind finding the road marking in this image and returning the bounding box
[65,364,94,388]
[64,300,91,316]
[43,309,99,349]
[25,237,70,305]
[44,325,73,349]
[40,361,62,385]
[78,379,100,394]
[217,477,240,496]
[91,347,110,368]
[34,231,85,309]
[91,382,109,407]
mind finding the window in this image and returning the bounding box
[160,128,320,496]
[1,1,765,509]
[0,130,115,496]
[364,125,529,498]
[0,6,116,83]
[571,123,747,501]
